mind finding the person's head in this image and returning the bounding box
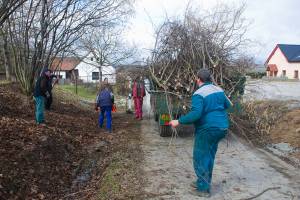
[103,77,108,84]
[196,69,212,86]
[41,68,51,77]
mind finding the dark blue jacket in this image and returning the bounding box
[96,84,114,107]
[179,82,231,131]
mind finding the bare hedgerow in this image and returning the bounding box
[233,101,289,145]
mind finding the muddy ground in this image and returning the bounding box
[0,83,144,200]
[141,119,300,200]
[139,88,300,200]
[1,82,300,200]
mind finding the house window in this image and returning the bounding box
[295,70,299,79]
[92,72,99,80]
[282,70,286,77]
[91,57,93,61]
[66,71,72,79]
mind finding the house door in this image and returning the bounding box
[295,70,299,79]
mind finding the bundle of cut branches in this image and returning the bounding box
[149,4,253,98]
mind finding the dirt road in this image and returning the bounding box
[140,119,300,200]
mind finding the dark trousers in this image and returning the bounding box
[45,93,52,110]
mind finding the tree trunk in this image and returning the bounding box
[3,35,12,81]
[99,66,102,80]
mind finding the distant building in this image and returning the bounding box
[76,53,116,84]
[51,57,81,80]
[265,44,300,79]
[51,53,116,84]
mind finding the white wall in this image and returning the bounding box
[54,71,66,79]
[76,53,116,83]
[268,48,300,79]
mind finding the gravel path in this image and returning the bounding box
[140,119,300,200]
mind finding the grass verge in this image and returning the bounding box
[56,84,97,101]
[97,153,123,200]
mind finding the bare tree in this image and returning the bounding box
[0,27,13,81]
[0,0,27,26]
[80,25,136,86]
[5,0,133,95]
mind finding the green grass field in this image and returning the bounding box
[57,84,97,101]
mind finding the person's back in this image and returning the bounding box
[97,83,113,107]
[193,83,230,130]
[95,79,114,133]
[171,69,232,197]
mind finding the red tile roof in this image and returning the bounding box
[51,57,81,71]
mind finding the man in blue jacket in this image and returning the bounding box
[170,69,232,197]
[95,78,114,133]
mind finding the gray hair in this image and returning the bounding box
[197,69,212,82]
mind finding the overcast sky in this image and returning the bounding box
[125,0,300,64]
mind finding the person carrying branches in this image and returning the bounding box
[169,69,232,197]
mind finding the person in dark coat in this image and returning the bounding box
[45,71,57,110]
[33,68,51,124]
[95,78,114,133]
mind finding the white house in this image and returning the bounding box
[51,53,116,84]
[76,53,116,84]
[265,44,300,79]
[51,57,80,80]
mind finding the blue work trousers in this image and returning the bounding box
[34,96,45,124]
[98,106,112,132]
[193,127,227,192]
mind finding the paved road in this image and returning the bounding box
[244,80,300,101]
[140,119,300,200]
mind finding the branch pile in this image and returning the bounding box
[149,4,253,97]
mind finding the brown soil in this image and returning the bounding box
[270,109,300,148]
[0,83,143,200]
[233,101,300,167]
